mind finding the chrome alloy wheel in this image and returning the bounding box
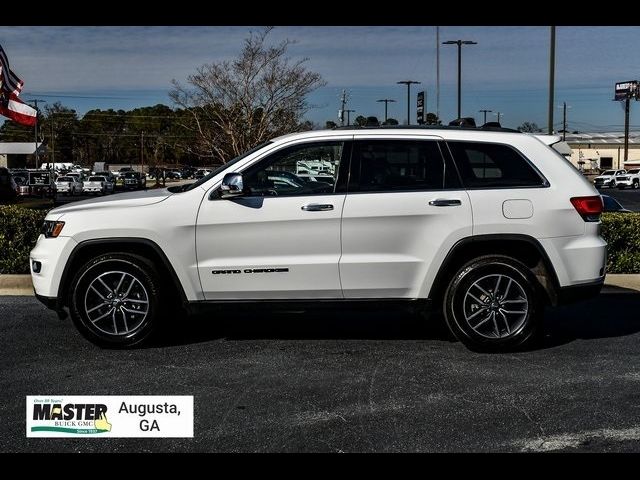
[83,271,149,336]
[462,274,529,339]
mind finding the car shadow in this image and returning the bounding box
[151,290,640,350]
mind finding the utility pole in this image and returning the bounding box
[141,130,144,173]
[339,89,347,126]
[28,99,46,169]
[548,26,556,134]
[436,26,440,121]
[50,115,55,164]
[479,109,492,124]
[624,97,630,163]
[345,109,355,126]
[494,111,503,124]
[443,39,477,119]
[376,99,396,122]
[397,80,421,125]
[558,102,571,141]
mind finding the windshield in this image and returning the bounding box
[629,169,640,174]
[181,141,273,192]
[57,177,72,182]
[602,170,615,175]
[89,176,104,181]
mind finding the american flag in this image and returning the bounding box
[0,44,24,96]
[0,44,36,126]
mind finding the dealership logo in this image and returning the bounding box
[30,402,112,435]
[27,396,193,438]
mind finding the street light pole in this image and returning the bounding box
[376,99,396,122]
[345,109,355,126]
[548,26,556,135]
[397,80,421,125]
[479,109,492,124]
[494,111,503,124]
[443,40,477,118]
[557,102,571,141]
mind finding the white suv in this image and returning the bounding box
[30,127,607,352]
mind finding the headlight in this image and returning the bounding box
[41,220,65,238]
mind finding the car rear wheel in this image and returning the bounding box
[634,180,639,189]
[69,253,164,348]
[443,255,543,352]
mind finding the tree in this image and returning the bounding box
[354,115,367,127]
[382,118,399,126]
[365,116,380,127]
[170,27,326,164]
[425,113,441,125]
[325,120,337,129]
[517,122,541,133]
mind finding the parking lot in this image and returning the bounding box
[600,187,640,211]
[1,287,640,452]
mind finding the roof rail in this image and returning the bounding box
[331,124,520,133]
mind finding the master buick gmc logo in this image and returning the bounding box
[212,268,289,275]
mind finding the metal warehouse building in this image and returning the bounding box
[564,132,640,172]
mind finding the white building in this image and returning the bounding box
[564,132,640,171]
[0,142,45,169]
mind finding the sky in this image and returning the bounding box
[1,25,639,132]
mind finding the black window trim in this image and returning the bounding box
[443,139,550,190]
[346,138,463,194]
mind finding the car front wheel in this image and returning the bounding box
[68,253,164,348]
[443,255,543,352]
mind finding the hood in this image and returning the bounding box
[50,188,172,215]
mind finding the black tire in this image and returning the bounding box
[68,253,164,348]
[634,180,639,189]
[443,255,543,352]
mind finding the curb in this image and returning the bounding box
[0,274,33,296]
[1,273,640,297]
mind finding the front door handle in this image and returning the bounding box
[301,203,334,211]
[429,199,462,207]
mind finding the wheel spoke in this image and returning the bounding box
[472,311,493,329]
[123,298,148,305]
[123,278,137,298]
[120,309,129,332]
[89,285,106,300]
[495,275,502,297]
[473,282,492,298]
[91,307,115,324]
[502,299,527,304]
[499,311,511,334]
[114,273,126,294]
[112,309,118,334]
[121,306,146,316]
[503,278,512,299]
[501,309,527,315]
[97,277,113,295]
[467,292,486,306]
[87,301,109,314]
[490,311,499,337]
[466,305,489,321]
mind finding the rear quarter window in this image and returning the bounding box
[447,141,547,188]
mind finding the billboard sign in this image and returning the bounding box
[615,81,639,101]
[416,91,425,124]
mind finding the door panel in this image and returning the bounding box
[196,195,345,299]
[339,137,472,299]
[340,191,471,298]
[196,139,348,300]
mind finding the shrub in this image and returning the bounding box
[601,212,640,274]
[0,205,47,274]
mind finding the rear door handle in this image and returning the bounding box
[429,199,462,207]
[301,203,334,211]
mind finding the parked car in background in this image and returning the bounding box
[601,195,633,213]
[615,169,640,189]
[194,169,212,179]
[165,170,182,180]
[593,169,626,188]
[122,171,146,190]
[180,167,197,179]
[83,176,114,195]
[0,167,18,202]
[55,175,82,196]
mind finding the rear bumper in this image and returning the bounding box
[556,278,604,305]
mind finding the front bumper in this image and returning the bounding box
[30,235,78,298]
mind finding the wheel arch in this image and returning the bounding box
[58,238,188,309]
[428,234,561,306]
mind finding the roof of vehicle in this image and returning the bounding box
[270,125,543,145]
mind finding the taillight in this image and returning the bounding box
[570,196,603,222]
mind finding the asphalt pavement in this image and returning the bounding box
[601,187,640,211]
[2,290,640,453]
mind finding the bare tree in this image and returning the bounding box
[170,27,326,164]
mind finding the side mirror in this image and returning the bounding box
[220,172,244,198]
